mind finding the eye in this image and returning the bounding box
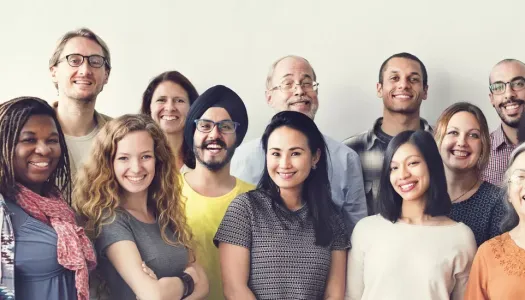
[270,152,280,157]
[469,133,480,139]
[446,130,459,136]
[48,139,60,144]
[155,98,166,103]
[408,161,420,166]
[117,156,128,161]
[390,165,398,171]
[142,154,153,160]
[177,98,186,103]
[389,76,399,81]
[20,138,36,143]
[291,151,301,156]
[410,77,420,83]
[281,80,294,87]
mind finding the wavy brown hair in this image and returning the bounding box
[73,114,193,254]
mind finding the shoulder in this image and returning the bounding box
[235,178,257,192]
[323,134,360,160]
[342,130,372,151]
[353,215,387,235]
[477,232,509,258]
[477,181,506,204]
[450,222,477,248]
[95,111,113,124]
[236,138,262,153]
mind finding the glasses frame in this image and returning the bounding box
[194,119,240,134]
[58,53,108,69]
[489,76,525,95]
[269,81,319,94]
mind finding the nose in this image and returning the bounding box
[504,83,517,100]
[35,141,52,156]
[166,99,178,111]
[77,59,93,75]
[130,158,141,173]
[398,165,410,179]
[398,78,411,89]
[207,124,222,139]
[293,83,306,96]
[279,155,292,169]
[456,133,467,146]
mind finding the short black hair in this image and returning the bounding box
[258,111,340,246]
[378,52,428,87]
[377,130,450,222]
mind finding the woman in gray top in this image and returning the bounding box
[74,115,208,300]
[0,97,96,300]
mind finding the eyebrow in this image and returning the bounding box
[269,147,305,151]
[446,126,480,131]
[391,154,421,163]
[19,131,59,137]
[388,70,421,77]
[492,76,525,84]
[116,150,153,155]
[281,74,313,80]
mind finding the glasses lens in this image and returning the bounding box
[67,54,84,67]
[511,78,525,92]
[510,169,525,186]
[196,120,214,132]
[490,82,506,94]
[218,121,237,133]
[88,55,105,68]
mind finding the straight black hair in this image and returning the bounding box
[377,130,451,222]
[258,111,337,247]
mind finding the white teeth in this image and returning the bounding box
[127,176,145,182]
[452,150,469,157]
[161,116,178,121]
[505,104,519,110]
[74,80,92,85]
[400,183,415,191]
[31,162,49,167]
[394,95,411,99]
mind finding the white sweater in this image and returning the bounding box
[346,215,477,300]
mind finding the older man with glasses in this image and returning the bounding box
[49,28,112,179]
[230,55,367,235]
[482,59,525,185]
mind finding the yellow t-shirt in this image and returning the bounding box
[181,174,255,300]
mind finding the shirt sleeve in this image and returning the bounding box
[345,219,367,300]
[451,226,478,300]
[463,243,489,300]
[342,150,368,235]
[95,211,135,258]
[330,212,351,251]
[213,193,253,249]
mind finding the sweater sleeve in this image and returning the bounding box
[463,243,489,300]
[450,225,477,300]
[344,218,367,300]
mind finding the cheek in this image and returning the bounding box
[150,104,162,118]
[178,104,191,117]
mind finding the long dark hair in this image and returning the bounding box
[378,130,451,222]
[140,71,199,169]
[258,111,336,247]
[0,97,71,202]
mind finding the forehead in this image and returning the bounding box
[512,152,525,169]
[392,143,422,162]
[384,57,422,75]
[153,81,189,98]
[447,111,480,129]
[117,130,154,151]
[200,107,232,121]
[22,114,58,132]
[61,37,104,56]
[272,57,314,82]
[490,61,525,83]
[268,126,308,147]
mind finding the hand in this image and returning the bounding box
[142,261,157,280]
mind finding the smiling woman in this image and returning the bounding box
[0,96,96,300]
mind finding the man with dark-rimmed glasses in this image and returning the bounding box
[482,59,525,185]
[48,27,112,179]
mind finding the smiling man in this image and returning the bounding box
[344,52,432,215]
[181,85,254,300]
[49,28,112,178]
[231,55,367,235]
[482,59,525,185]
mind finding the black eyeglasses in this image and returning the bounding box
[194,119,240,134]
[58,54,108,68]
[489,77,525,95]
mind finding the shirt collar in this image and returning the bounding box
[366,117,433,151]
[491,125,512,150]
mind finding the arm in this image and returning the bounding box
[451,229,478,300]
[344,220,366,300]
[183,263,209,300]
[324,250,347,300]
[106,241,184,300]
[218,243,256,300]
[342,151,368,234]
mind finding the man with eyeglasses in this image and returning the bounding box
[482,59,525,185]
[230,55,367,235]
[181,85,254,300]
[49,28,112,178]
[343,52,432,215]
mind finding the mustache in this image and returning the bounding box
[196,139,227,149]
[499,99,525,108]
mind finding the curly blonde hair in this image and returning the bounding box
[73,114,193,254]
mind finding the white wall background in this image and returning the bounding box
[1,0,523,142]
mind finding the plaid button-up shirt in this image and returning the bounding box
[343,117,432,215]
[481,125,517,186]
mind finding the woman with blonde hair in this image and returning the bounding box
[464,143,525,299]
[74,114,208,300]
[434,102,505,246]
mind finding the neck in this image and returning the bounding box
[120,190,149,215]
[192,163,233,185]
[501,122,519,145]
[400,198,427,224]
[56,96,97,137]
[280,187,303,211]
[381,109,421,136]
[167,132,185,170]
[445,168,479,200]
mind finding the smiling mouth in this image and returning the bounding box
[161,115,179,121]
[501,101,523,115]
[451,150,470,158]
[393,94,413,100]
[277,172,296,179]
[29,161,50,169]
[126,175,147,183]
[399,182,417,192]
[73,80,93,85]
[205,144,224,154]
[290,101,310,106]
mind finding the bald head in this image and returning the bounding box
[489,59,525,85]
[266,55,317,89]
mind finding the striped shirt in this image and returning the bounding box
[481,125,517,186]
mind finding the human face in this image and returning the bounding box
[150,81,191,135]
[113,131,156,199]
[267,126,320,197]
[193,107,237,172]
[390,143,430,202]
[50,37,109,103]
[266,57,319,120]
[439,111,482,173]
[507,152,525,217]
[489,61,525,128]
[378,57,428,115]
[14,115,62,194]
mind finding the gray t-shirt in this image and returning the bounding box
[95,210,189,299]
[214,190,351,300]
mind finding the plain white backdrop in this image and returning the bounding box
[1,0,524,142]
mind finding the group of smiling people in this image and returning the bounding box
[0,27,524,300]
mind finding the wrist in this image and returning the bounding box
[178,272,194,299]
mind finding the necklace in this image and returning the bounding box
[451,180,479,203]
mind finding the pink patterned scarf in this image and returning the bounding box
[15,184,96,300]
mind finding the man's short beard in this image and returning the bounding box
[194,145,236,172]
